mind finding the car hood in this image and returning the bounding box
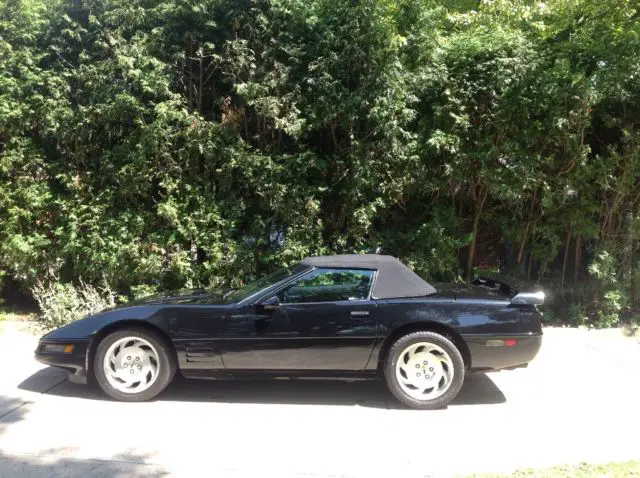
[40,288,232,341]
[123,288,230,306]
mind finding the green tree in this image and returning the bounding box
[1,0,639,326]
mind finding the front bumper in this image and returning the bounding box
[35,339,89,384]
[464,333,542,373]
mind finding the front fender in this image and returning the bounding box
[41,305,164,341]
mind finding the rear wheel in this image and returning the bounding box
[93,328,176,402]
[383,331,465,410]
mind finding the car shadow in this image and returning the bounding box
[19,367,506,409]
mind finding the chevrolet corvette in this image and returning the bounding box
[35,254,544,409]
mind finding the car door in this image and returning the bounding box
[219,268,378,371]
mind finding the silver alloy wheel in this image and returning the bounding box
[395,341,454,401]
[103,336,160,394]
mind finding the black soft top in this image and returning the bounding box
[300,254,437,299]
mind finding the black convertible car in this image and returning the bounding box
[36,255,544,409]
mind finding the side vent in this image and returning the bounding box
[185,342,219,363]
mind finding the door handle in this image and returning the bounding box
[350,310,370,318]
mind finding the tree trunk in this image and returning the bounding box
[517,188,538,265]
[466,213,480,280]
[188,37,193,111]
[466,187,487,280]
[623,211,634,285]
[211,78,216,119]
[632,229,638,310]
[574,236,581,282]
[198,53,203,114]
[561,227,572,291]
[517,221,531,265]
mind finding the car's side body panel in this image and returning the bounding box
[217,300,377,370]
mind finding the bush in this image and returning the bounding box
[538,306,559,325]
[130,284,160,300]
[569,302,587,327]
[32,280,118,330]
[587,250,630,328]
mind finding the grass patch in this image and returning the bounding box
[465,461,640,477]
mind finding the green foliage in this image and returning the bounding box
[588,250,630,327]
[1,0,639,326]
[32,279,118,330]
[538,306,559,325]
[568,302,587,327]
[130,284,160,300]
[300,271,367,288]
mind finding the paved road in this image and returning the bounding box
[1,321,639,477]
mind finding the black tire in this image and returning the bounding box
[383,331,465,410]
[93,327,177,402]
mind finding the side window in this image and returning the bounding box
[278,268,375,304]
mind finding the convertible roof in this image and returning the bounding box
[300,254,437,299]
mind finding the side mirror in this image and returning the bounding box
[258,295,280,312]
[510,290,545,306]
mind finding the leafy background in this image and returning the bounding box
[1,0,639,327]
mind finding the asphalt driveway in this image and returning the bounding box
[1,321,639,477]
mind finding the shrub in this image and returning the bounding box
[537,306,554,325]
[32,280,118,330]
[569,302,587,327]
[588,250,629,328]
[594,290,625,328]
[130,284,160,300]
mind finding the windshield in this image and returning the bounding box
[224,263,308,303]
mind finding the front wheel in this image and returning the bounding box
[383,331,465,410]
[93,328,176,402]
